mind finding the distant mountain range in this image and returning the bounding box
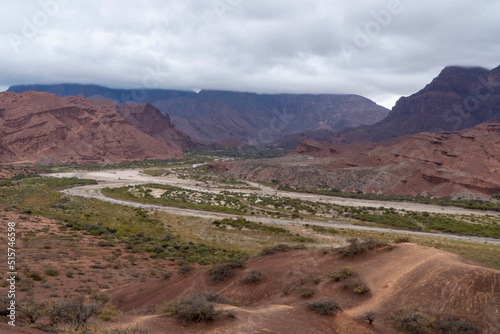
[8,84,390,145]
[278,65,500,146]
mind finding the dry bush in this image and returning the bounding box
[300,287,316,299]
[305,299,343,316]
[18,294,46,324]
[261,243,306,255]
[98,303,119,321]
[163,294,223,324]
[209,260,245,283]
[434,318,479,334]
[337,238,387,257]
[329,267,357,282]
[358,310,379,325]
[392,307,435,334]
[177,263,194,276]
[395,237,410,243]
[47,295,101,327]
[242,270,263,284]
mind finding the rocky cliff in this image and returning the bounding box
[0,91,189,163]
[279,65,500,146]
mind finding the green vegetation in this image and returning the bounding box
[0,177,246,265]
[280,186,500,212]
[213,218,312,243]
[346,207,500,238]
[102,184,246,214]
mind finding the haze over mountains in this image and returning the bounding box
[8,84,389,145]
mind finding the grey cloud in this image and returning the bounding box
[1,0,499,108]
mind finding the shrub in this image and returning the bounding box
[44,267,59,276]
[305,299,342,316]
[178,264,194,276]
[209,260,245,283]
[242,270,263,284]
[99,303,119,321]
[197,292,229,304]
[18,294,46,324]
[395,237,410,243]
[392,307,435,334]
[337,238,387,257]
[162,271,173,280]
[300,288,316,299]
[352,281,370,295]
[358,310,379,325]
[29,272,43,281]
[225,309,237,318]
[260,243,306,255]
[163,294,223,324]
[98,240,117,247]
[329,267,357,282]
[434,318,479,334]
[66,270,74,278]
[47,295,101,326]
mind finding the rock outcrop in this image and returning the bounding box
[280,65,500,146]
[0,91,190,163]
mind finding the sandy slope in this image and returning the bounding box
[106,244,500,333]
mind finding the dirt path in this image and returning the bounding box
[53,170,500,245]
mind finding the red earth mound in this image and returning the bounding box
[220,123,500,198]
[0,91,191,163]
[107,244,500,333]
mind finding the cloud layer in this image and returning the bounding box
[1,0,499,108]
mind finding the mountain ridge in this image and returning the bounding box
[8,84,390,145]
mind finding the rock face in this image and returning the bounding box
[0,91,189,163]
[280,65,500,146]
[221,123,500,198]
[117,103,194,150]
[8,84,389,145]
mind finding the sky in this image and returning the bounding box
[1,0,499,109]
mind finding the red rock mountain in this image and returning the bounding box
[221,123,500,198]
[8,85,390,145]
[279,65,500,146]
[0,91,190,163]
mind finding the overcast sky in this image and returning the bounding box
[1,0,499,108]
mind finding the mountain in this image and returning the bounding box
[278,65,500,146]
[0,91,189,163]
[218,123,500,198]
[8,84,390,145]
